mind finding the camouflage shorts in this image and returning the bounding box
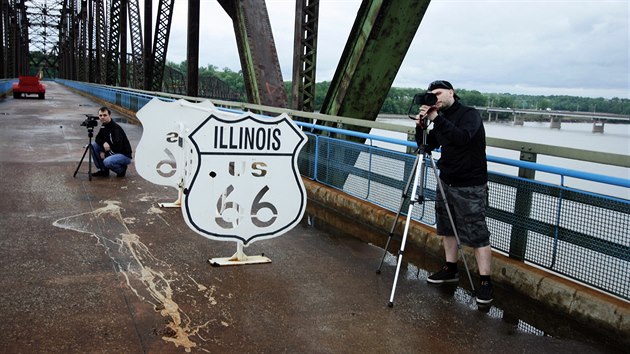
[435,183,490,248]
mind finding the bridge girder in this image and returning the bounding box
[321,0,431,134]
[291,0,319,113]
[148,0,174,91]
[218,0,287,107]
[127,0,143,88]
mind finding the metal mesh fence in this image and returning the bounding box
[301,133,630,301]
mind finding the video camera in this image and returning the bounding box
[81,114,99,129]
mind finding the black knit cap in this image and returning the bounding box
[428,80,460,99]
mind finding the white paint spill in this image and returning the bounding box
[52,200,229,352]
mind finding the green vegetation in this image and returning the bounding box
[173,62,630,116]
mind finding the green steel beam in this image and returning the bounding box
[321,0,431,134]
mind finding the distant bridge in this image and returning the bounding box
[477,107,630,132]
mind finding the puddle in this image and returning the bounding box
[305,213,625,352]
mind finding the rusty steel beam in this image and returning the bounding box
[218,0,287,107]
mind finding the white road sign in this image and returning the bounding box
[135,98,217,188]
[181,112,308,245]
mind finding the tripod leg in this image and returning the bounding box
[388,154,424,307]
[377,153,420,274]
[428,157,476,295]
[88,143,93,181]
[73,144,91,178]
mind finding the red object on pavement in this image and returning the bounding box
[12,75,46,99]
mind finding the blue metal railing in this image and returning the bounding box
[56,79,630,301]
[0,79,16,96]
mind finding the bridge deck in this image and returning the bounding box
[0,82,620,353]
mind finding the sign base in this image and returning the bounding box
[158,190,182,208]
[209,243,271,266]
[209,254,271,267]
[158,201,181,208]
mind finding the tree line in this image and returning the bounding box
[170,62,630,116]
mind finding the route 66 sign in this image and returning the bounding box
[181,112,307,245]
[135,98,216,188]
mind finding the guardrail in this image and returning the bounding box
[0,78,16,96]
[56,79,630,301]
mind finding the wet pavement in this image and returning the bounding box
[0,82,624,353]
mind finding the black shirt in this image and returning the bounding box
[95,120,133,159]
[415,101,487,187]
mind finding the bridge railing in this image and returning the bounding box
[0,78,16,96]
[56,80,630,301]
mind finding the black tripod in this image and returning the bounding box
[376,117,476,307]
[73,127,96,181]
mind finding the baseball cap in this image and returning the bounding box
[428,80,460,100]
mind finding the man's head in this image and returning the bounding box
[427,80,459,110]
[98,107,112,124]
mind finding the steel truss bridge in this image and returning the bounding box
[0,0,432,122]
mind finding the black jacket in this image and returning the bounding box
[95,120,133,159]
[415,101,487,187]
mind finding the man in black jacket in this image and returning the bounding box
[415,80,493,304]
[91,106,133,177]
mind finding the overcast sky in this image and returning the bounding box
[162,0,629,99]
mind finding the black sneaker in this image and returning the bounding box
[476,280,494,304]
[91,169,110,177]
[427,265,459,284]
[116,165,127,178]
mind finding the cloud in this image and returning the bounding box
[161,0,628,99]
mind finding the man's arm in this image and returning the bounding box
[94,128,106,146]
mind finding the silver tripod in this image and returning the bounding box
[377,118,476,307]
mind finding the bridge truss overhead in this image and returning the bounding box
[5,0,437,123]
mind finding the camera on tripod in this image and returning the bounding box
[81,114,99,129]
[74,114,100,180]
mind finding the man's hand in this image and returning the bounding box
[99,152,106,159]
[416,105,438,126]
[103,142,111,152]
[418,105,438,121]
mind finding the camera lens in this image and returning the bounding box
[414,92,437,106]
